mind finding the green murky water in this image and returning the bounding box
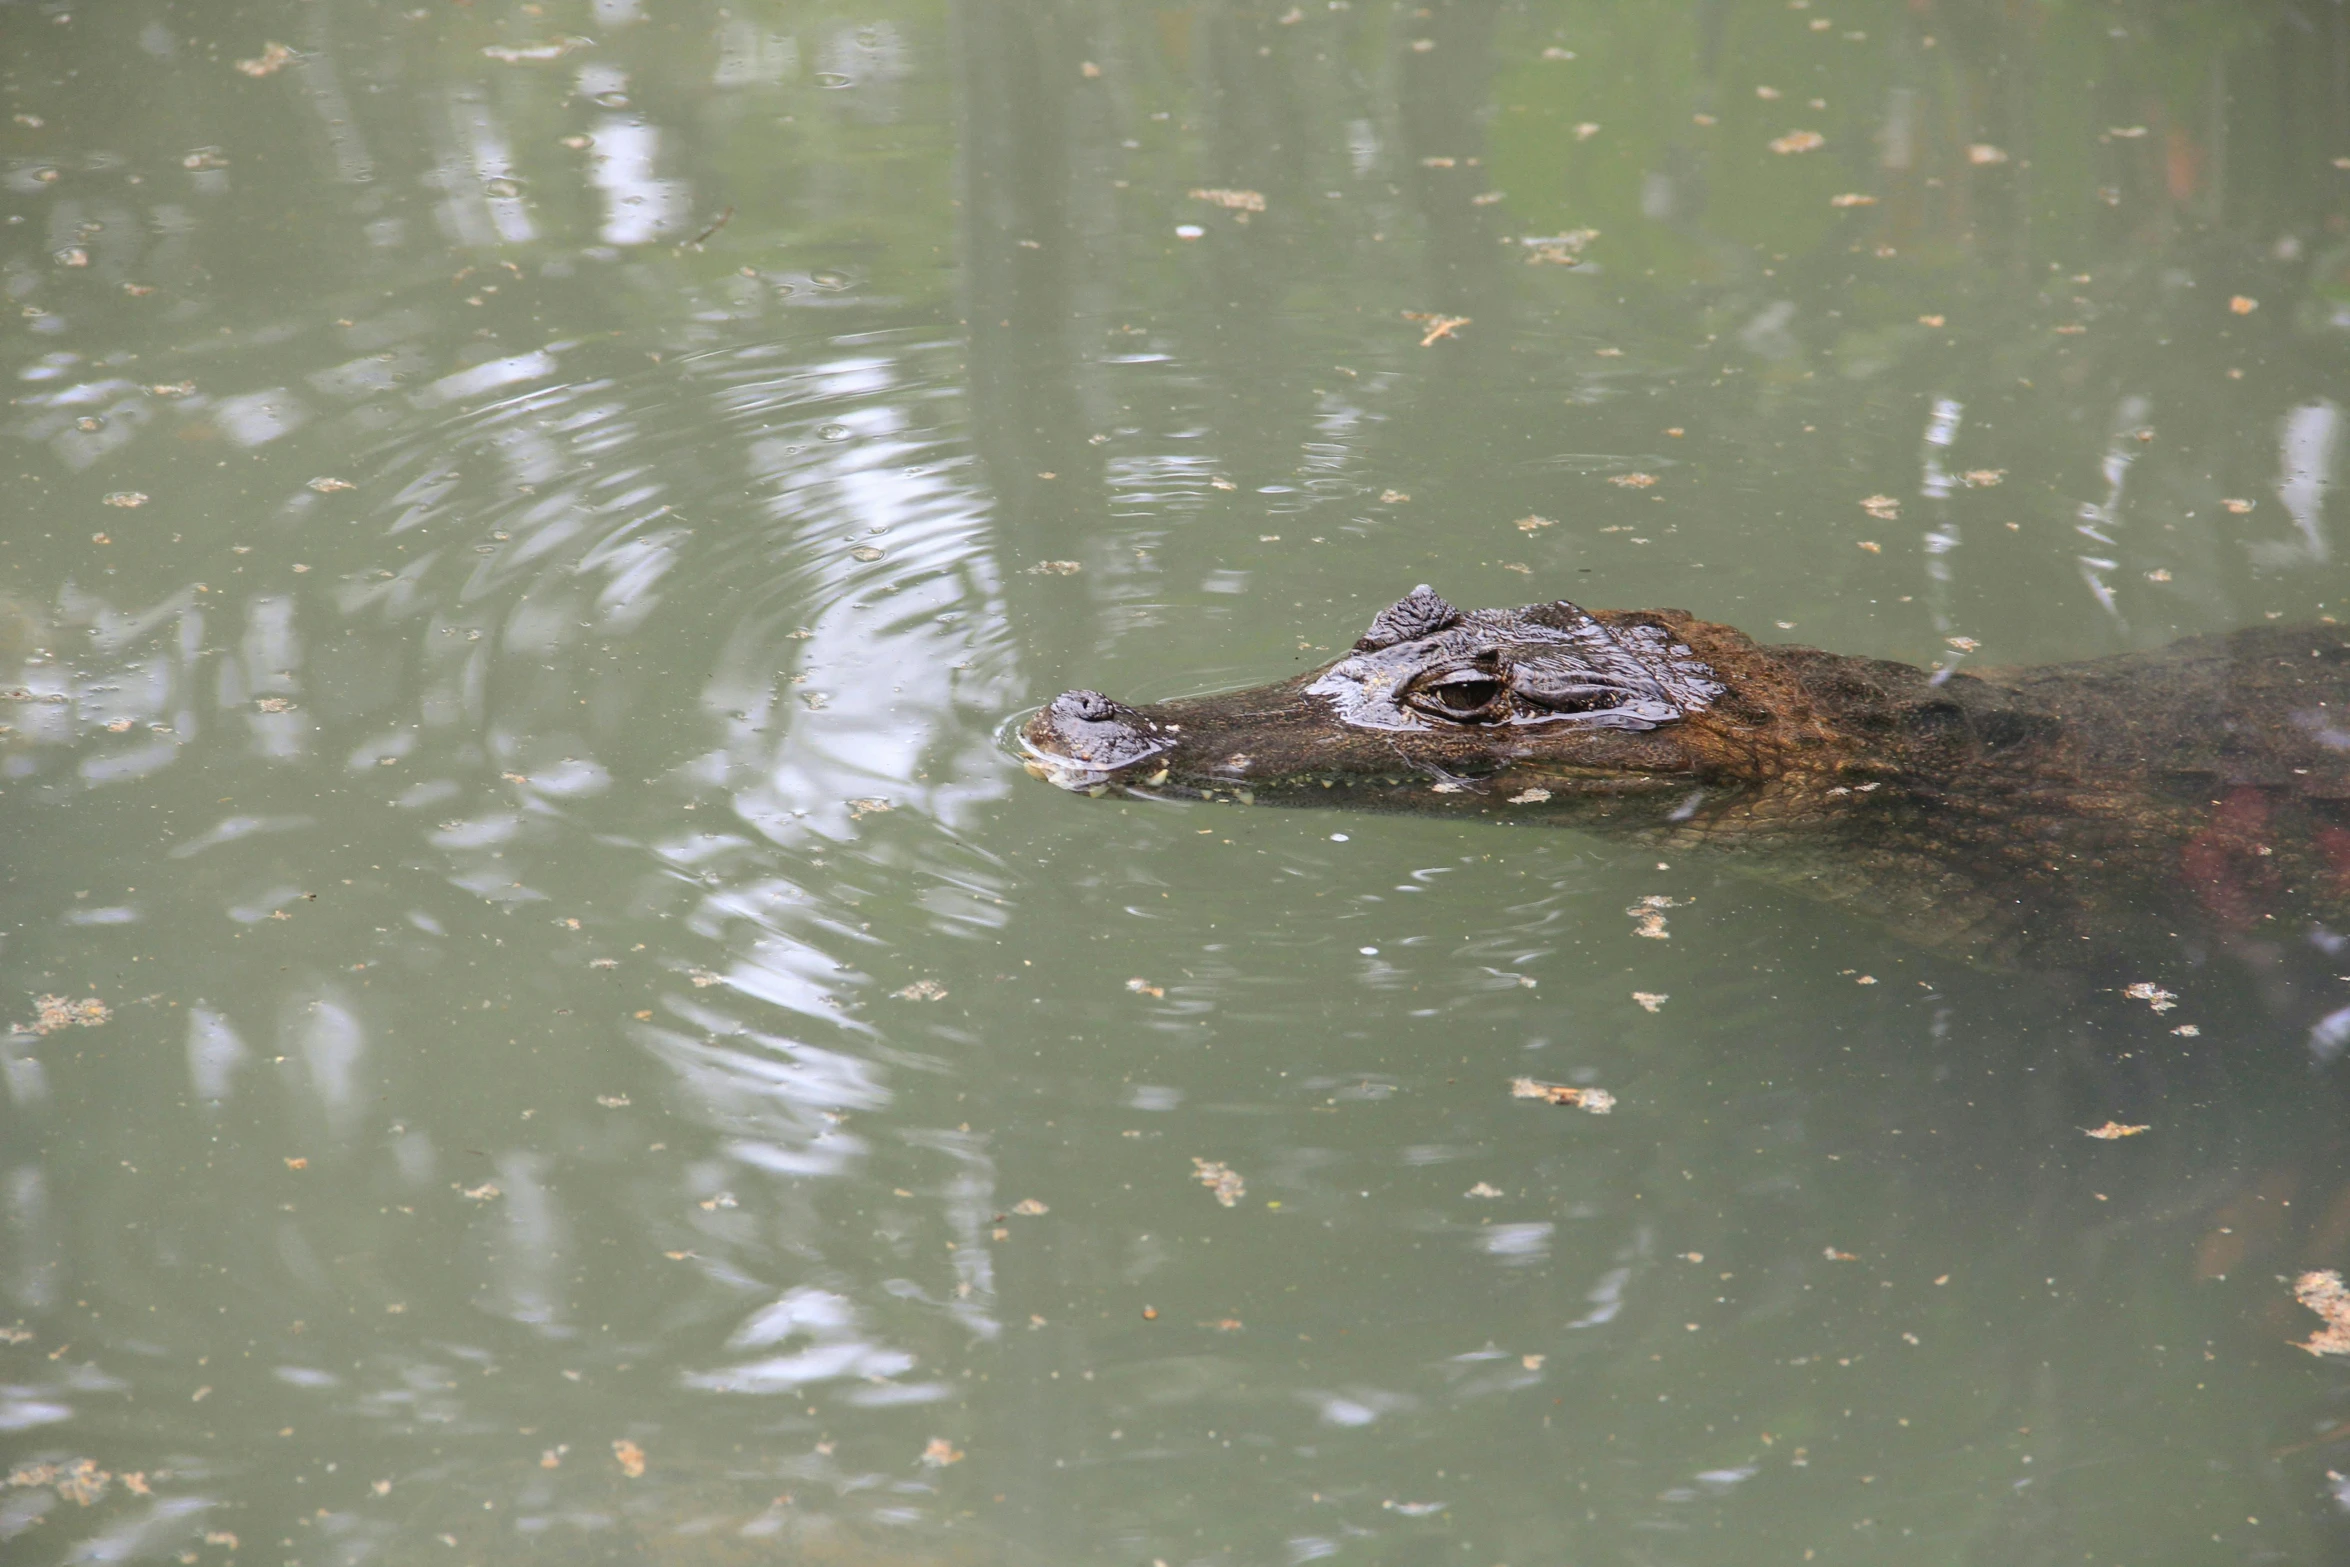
[6,2,2350,1562]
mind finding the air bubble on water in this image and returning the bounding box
[593,91,630,108]
[773,282,795,296]
[817,423,852,442]
[1330,833,1349,842]
[814,72,854,89]
[810,269,851,290]
[485,177,523,198]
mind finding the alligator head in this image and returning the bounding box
[1020,586,1820,829]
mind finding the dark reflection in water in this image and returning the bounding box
[3,2,2350,1564]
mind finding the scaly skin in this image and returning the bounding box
[1020,590,2350,967]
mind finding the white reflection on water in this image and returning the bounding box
[581,87,686,245]
[486,1153,572,1332]
[1476,1220,1554,1263]
[290,990,368,1139]
[686,1285,917,1394]
[1302,1387,1415,1427]
[2273,399,2339,566]
[1566,1264,1631,1330]
[4,1165,58,1310]
[184,1006,250,1103]
[2074,394,2151,619]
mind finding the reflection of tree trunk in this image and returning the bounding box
[951,9,1110,1558]
[1398,0,1508,338]
[956,0,1111,674]
[1178,3,1317,488]
[1381,2,1521,479]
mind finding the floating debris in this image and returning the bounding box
[1520,229,1597,265]
[919,1438,964,1467]
[102,491,148,508]
[596,1094,631,1108]
[894,980,948,1002]
[1403,312,1470,347]
[1515,514,1556,532]
[1829,192,1877,207]
[307,476,355,494]
[1522,1353,1546,1369]
[611,1439,646,1478]
[484,38,594,63]
[1961,469,2006,487]
[234,42,296,77]
[2122,982,2178,1014]
[1026,560,1082,575]
[688,970,720,988]
[1966,144,2009,165]
[1822,1246,1859,1262]
[1624,894,1682,939]
[1541,46,1575,59]
[2222,498,2255,514]
[1509,1078,1615,1113]
[1573,122,1601,141]
[254,696,293,713]
[1769,130,1826,155]
[147,380,197,397]
[846,797,892,820]
[1188,187,1266,212]
[283,1156,308,1171]
[1467,1182,1505,1198]
[461,1182,502,1201]
[2294,1271,2350,1356]
[1632,992,1669,1013]
[29,995,108,1035]
[1380,490,1411,504]
[2229,295,2259,315]
[1609,472,1658,489]
[2084,1121,2150,1140]
[1011,1198,1049,1216]
[1507,788,1552,804]
[1192,1158,1246,1206]
[1125,977,1164,998]
[1860,494,1901,520]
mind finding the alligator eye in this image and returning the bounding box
[1408,673,1505,722]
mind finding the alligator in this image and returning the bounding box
[1020,586,2350,969]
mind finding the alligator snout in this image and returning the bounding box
[1021,689,1176,791]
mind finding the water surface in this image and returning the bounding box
[7,3,2350,1563]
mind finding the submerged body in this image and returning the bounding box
[1021,588,2350,968]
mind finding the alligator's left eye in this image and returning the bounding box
[1408,672,1506,722]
